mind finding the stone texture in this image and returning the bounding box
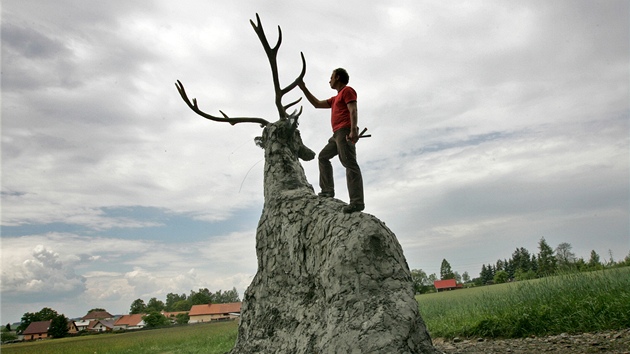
[230,119,437,353]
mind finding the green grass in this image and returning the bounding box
[417,267,630,339]
[0,321,238,354]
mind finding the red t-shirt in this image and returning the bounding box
[327,86,357,132]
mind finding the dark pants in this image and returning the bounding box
[319,127,364,205]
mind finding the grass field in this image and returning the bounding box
[417,267,630,339]
[3,267,628,352]
[1,321,238,354]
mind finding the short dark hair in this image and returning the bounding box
[334,68,349,85]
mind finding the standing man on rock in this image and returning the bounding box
[298,68,365,213]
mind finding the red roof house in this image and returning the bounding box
[114,314,146,330]
[188,302,241,323]
[433,279,463,292]
[22,320,52,340]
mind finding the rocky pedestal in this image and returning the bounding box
[229,120,437,353]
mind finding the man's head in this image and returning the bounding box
[329,68,349,90]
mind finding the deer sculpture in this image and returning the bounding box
[176,14,437,354]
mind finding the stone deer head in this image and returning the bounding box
[176,14,315,200]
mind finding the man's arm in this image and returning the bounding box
[298,81,330,109]
[347,101,359,143]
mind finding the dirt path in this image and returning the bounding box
[432,328,630,353]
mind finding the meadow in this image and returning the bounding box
[1,321,238,354]
[2,267,628,353]
[417,267,630,338]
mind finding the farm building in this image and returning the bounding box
[188,302,241,323]
[22,319,78,340]
[22,320,51,340]
[88,319,115,332]
[433,279,463,292]
[114,314,146,330]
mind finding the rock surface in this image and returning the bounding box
[229,120,437,353]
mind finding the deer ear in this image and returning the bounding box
[255,136,264,149]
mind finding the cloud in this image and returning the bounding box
[1,244,86,301]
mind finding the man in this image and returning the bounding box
[298,68,365,213]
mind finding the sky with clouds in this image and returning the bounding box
[2,0,628,323]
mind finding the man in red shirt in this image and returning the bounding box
[298,68,365,213]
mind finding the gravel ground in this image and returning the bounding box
[432,328,630,353]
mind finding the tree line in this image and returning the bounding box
[411,237,630,294]
[129,287,240,314]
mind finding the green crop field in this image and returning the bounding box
[417,267,630,339]
[3,267,628,353]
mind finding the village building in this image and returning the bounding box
[88,319,116,332]
[188,302,241,323]
[113,314,146,331]
[74,320,91,332]
[22,320,51,341]
[67,320,79,335]
[22,319,79,340]
[433,279,463,292]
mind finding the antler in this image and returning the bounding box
[175,80,269,127]
[250,13,306,120]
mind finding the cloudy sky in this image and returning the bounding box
[2,0,628,323]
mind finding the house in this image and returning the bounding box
[433,279,463,292]
[188,302,241,323]
[22,320,51,341]
[88,319,115,332]
[74,320,91,331]
[114,314,146,330]
[67,320,79,335]
[81,310,114,321]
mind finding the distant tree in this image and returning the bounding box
[410,269,432,294]
[453,271,462,283]
[530,254,538,274]
[537,237,556,276]
[130,299,147,314]
[514,268,536,281]
[5,323,10,332]
[574,257,587,271]
[165,293,187,312]
[175,313,190,325]
[0,329,17,342]
[17,307,59,332]
[493,270,509,284]
[607,249,615,266]
[440,259,455,280]
[588,250,602,270]
[48,314,69,339]
[87,308,106,313]
[461,271,471,283]
[511,247,532,275]
[495,259,505,272]
[428,273,438,283]
[555,242,576,270]
[142,312,170,328]
[215,287,240,303]
[146,297,165,312]
[190,288,213,305]
[480,264,494,284]
[173,299,192,311]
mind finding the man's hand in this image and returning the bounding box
[347,127,359,144]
